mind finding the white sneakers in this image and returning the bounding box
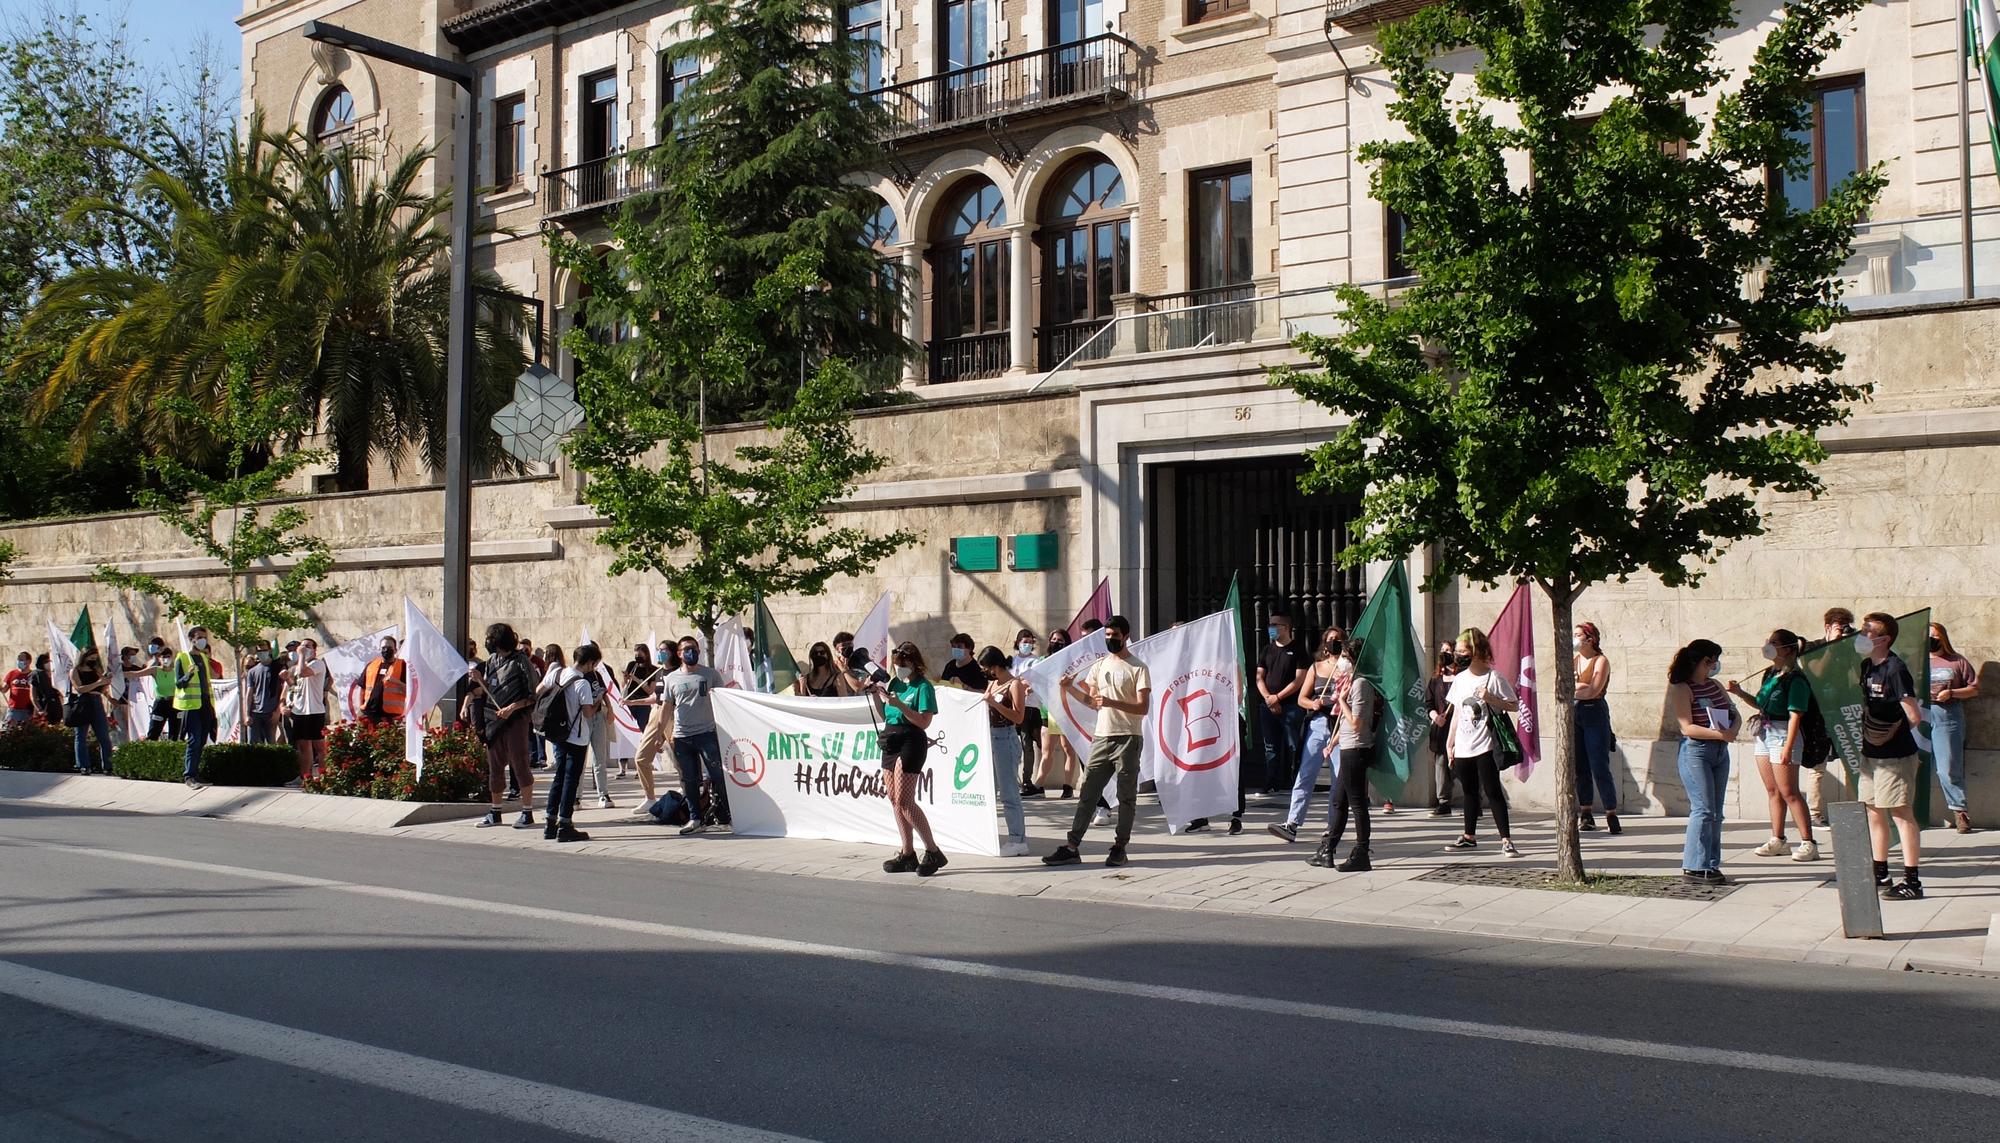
[1752,837,1820,860]
[1092,807,1111,826]
[1753,837,1789,857]
[999,839,1032,857]
[1792,839,1819,862]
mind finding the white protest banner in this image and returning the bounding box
[121,675,156,741]
[1021,629,1109,765]
[325,624,398,721]
[101,614,124,705]
[46,618,77,697]
[712,616,756,692]
[211,677,243,743]
[1130,610,1243,833]
[853,592,893,670]
[402,598,469,773]
[710,688,1000,856]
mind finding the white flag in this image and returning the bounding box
[211,677,244,743]
[102,614,125,703]
[1021,629,1109,767]
[46,618,77,696]
[1130,610,1244,833]
[713,616,755,691]
[123,675,156,740]
[852,592,893,671]
[324,624,399,721]
[596,661,645,760]
[401,598,469,774]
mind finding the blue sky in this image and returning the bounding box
[0,0,242,85]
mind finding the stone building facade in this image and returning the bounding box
[1,0,1995,823]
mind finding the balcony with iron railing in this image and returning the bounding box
[542,146,662,220]
[865,34,1138,144]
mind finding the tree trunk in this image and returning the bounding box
[1545,583,1586,883]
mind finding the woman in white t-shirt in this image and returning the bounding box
[284,639,332,784]
[1443,627,1522,857]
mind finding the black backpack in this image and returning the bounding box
[534,672,573,742]
[1799,675,1833,768]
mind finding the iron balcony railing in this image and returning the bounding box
[866,34,1137,142]
[542,146,662,219]
[927,331,1010,382]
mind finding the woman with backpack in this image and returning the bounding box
[1727,629,1818,862]
[1443,627,1522,858]
[537,641,598,843]
[1671,639,1739,884]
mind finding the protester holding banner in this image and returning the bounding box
[977,647,1032,856]
[1726,630,1817,862]
[1927,621,1979,834]
[1426,645,1457,816]
[1444,628,1522,858]
[1044,617,1150,868]
[663,636,733,836]
[1036,628,1079,797]
[1312,639,1378,872]
[793,642,841,697]
[1856,613,1927,900]
[1802,608,1860,825]
[1011,629,1044,795]
[67,644,117,774]
[1271,629,1344,844]
[1669,639,1737,884]
[1571,623,1618,834]
[578,648,616,810]
[876,641,946,875]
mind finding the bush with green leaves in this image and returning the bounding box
[111,739,184,782]
[0,722,75,771]
[112,739,295,785]
[303,719,484,803]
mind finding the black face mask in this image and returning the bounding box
[1103,636,1125,653]
[1453,653,1473,669]
[1928,637,1941,653]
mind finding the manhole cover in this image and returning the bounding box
[1415,864,1739,901]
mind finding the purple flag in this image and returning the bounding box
[1065,578,1113,643]
[1488,583,1541,777]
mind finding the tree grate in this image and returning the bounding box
[1415,864,1740,901]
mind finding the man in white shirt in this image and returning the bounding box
[1044,616,1151,868]
[540,642,601,843]
[284,638,332,784]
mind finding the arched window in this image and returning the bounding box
[1039,156,1129,368]
[313,85,356,146]
[928,179,1009,380]
[863,197,903,334]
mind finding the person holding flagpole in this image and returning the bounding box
[171,627,219,786]
[67,643,117,774]
[977,646,1032,856]
[1444,627,1522,858]
[1043,616,1151,868]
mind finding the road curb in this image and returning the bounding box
[0,770,488,829]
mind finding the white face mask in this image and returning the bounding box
[1018,642,1035,655]
[1333,657,1355,677]
[1760,642,1778,662]
[1853,633,1876,656]
[895,665,913,681]
[193,638,209,651]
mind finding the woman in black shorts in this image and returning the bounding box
[875,640,945,876]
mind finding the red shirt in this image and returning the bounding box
[4,668,31,711]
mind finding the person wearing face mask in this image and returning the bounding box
[360,636,407,727]
[142,636,181,740]
[1799,607,1860,826]
[1044,616,1151,868]
[1925,622,1979,834]
[284,637,333,784]
[1035,628,1079,798]
[5,651,34,727]
[1669,638,1738,884]
[1255,612,1309,796]
[1571,622,1619,834]
[662,636,733,835]
[171,627,219,785]
[1425,645,1457,816]
[30,652,62,725]
[872,641,946,874]
[1312,637,1379,871]
[977,646,1032,856]
[67,644,118,774]
[793,642,841,697]
[243,641,282,745]
[1727,630,1818,862]
[1855,613,1928,900]
[474,624,539,828]
[939,632,984,691]
[1270,629,1346,843]
[1444,628,1523,858]
[1010,629,1044,796]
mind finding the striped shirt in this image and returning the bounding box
[1687,678,1728,729]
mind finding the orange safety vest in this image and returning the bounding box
[361,658,408,719]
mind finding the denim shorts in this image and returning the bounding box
[1755,718,1801,764]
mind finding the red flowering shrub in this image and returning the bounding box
[303,720,485,802]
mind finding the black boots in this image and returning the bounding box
[1336,847,1371,873]
[1307,836,1334,867]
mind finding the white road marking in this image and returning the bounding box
[0,959,813,1143]
[14,838,2000,1100]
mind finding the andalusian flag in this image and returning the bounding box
[1350,563,1426,802]
[752,596,799,694]
[1224,573,1258,761]
[1973,1,2000,173]
[69,606,93,655]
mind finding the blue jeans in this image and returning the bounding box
[1930,702,1967,812]
[71,696,115,773]
[1678,738,1730,872]
[181,707,213,780]
[1573,698,1617,811]
[545,738,587,824]
[1260,704,1305,790]
[1286,717,1333,827]
[673,731,732,825]
[989,728,1026,842]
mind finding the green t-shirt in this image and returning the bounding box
[884,676,936,726]
[1756,671,1810,720]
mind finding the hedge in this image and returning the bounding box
[112,740,296,786]
[0,723,76,772]
[303,720,485,803]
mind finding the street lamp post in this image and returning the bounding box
[301,21,479,658]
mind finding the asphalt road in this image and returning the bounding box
[2,802,1997,1142]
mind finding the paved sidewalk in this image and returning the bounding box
[9,768,1998,975]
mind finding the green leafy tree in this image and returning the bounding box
[16,119,529,490]
[94,336,342,657]
[632,0,908,417]
[1270,0,1883,881]
[557,181,913,640]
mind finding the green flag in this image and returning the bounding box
[1971,2,2000,177]
[1350,562,1425,802]
[753,596,799,695]
[69,606,93,654]
[1797,607,1936,823]
[1223,573,1249,714]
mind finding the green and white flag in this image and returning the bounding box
[1350,562,1426,802]
[1972,1,2000,172]
[1796,608,1938,823]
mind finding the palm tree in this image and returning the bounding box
[14,115,529,490]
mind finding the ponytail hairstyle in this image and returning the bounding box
[1767,629,1803,671]
[1667,639,1723,685]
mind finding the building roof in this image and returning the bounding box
[441,0,629,52]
